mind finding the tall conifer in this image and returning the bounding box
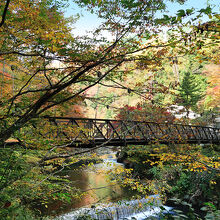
[178,71,204,117]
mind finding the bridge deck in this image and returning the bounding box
[36,117,220,147]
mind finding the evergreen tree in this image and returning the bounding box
[178,71,204,117]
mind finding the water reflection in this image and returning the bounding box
[67,165,123,208]
[48,153,134,216]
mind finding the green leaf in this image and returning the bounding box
[186,8,194,15]
[177,9,186,17]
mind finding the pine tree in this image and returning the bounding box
[178,71,204,117]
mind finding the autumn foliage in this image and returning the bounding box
[203,64,220,109]
[116,103,175,123]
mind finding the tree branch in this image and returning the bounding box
[39,122,138,163]
[0,0,10,27]
[7,69,42,115]
[37,60,124,114]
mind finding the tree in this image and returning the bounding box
[0,0,217,144]
[178,70,204,117]
[116,103,175,123]
[0,0,172,144]
[203,64,220,109]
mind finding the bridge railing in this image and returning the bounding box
[33,117,219,146]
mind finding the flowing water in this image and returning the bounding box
[53,150,172,219]
[58,196,172,220]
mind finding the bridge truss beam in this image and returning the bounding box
[36,117,220,148]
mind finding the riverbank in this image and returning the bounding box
[115,144,220,219]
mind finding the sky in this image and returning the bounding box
[64,0,220,36]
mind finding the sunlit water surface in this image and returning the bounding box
[48,152,171,219]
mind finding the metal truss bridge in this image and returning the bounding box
[39,117,220,147]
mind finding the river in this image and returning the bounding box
[51,149,172,219]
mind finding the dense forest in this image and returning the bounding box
[0,0,219,219]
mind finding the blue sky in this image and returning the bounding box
[65,0,219,36]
